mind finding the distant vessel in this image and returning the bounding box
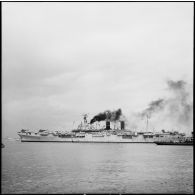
[154,133,193,145]
[154,142,193,145]
[17,114,190,143]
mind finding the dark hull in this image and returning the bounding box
[21,140,154,143]
[155,142,193,145]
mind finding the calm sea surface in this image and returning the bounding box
[1,140,193,194]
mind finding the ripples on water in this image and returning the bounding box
[2,140,193,194]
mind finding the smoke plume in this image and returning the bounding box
[165,80,193,130]
[90,108,122,124]
[140,99,165,119]
[128,79,193,134]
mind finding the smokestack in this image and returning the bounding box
[121,121,125,130]
[90,108,122,124]
[106,121,111,130]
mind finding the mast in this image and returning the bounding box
[146,114,149,132]
[72,121,75,129]
[82,113,89,130]
[83,114,88,124]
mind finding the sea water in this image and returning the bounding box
[1,140,193,194]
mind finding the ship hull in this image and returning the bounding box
[19,134,157,143]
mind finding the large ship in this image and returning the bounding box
[17,114,190,143]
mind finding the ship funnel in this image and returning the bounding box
[120,121,125,130]
[106,121,111,130]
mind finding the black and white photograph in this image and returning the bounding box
[2,2,193,194]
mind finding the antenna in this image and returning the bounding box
[82,113,89,124]
[146,114,149,132]
[72,121,75,129]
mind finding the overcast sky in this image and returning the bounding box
[2,2,193,137]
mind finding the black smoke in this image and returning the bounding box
[141,98,165,119]
[167,80,186,90]
[90,108,122,124]
[166,79,193,127]
[135,79,193,133]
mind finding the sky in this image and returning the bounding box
[2,2,193,137]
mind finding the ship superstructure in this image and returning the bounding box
[17,114,190,143]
